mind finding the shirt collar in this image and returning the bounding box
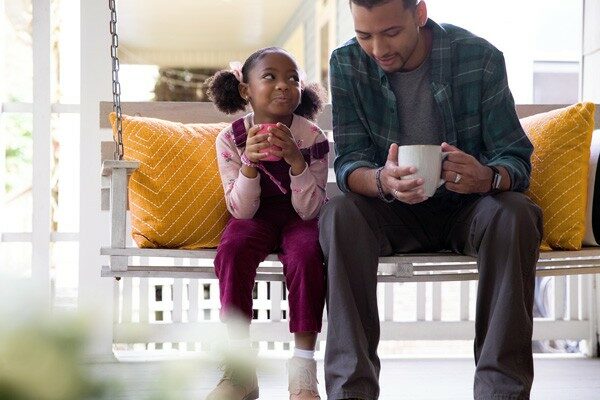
[427,19,452,85]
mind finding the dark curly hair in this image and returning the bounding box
[206,47,326,121]
[349,0,417,9]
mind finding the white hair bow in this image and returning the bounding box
[229,61,243,82]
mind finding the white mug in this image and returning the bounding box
[398,144,448,197]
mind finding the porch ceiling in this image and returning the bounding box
[117,0,304,68]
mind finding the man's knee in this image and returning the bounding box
[319,193,365,231]
[321,192,361,216]
[319,193,372,255]
[486,192,543,238]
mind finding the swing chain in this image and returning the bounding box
[109,0,124,160]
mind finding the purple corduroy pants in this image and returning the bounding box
[214,197,325,333]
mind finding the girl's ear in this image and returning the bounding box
[238,82,249,102]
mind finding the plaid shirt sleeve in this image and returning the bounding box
[329,51,379,193]
[480,49,533,192]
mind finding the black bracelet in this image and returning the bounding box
[487,165,502,194]
[375,166,395,203]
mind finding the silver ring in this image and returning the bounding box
[454,173,462,184]
[393,189,399,198]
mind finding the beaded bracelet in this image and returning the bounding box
[375,166,395,203]
[240,153,288,194]
[240,153,258,168]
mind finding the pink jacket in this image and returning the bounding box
[216,113,329,220]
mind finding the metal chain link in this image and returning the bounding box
[109,0,124,160]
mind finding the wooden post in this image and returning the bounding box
[109,165,128,271]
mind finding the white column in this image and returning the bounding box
[582,0,600,356]
[0,0,5,228]
[32,0,52,307]
[56,0,80,235]
[78,0,115,360]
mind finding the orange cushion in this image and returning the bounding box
[110,113,230,249]
[522,102,596,250]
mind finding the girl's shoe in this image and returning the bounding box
[205,361,259,400]
[287,356,320,400]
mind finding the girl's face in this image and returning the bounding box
[240,52,301,124]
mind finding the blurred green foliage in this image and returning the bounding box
[0,317,121,400]
[3,114,32,194]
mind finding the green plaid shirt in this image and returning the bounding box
[330,19,533,193]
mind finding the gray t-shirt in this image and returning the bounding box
[387,57,445,145]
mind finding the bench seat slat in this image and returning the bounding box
[101,265,600,281]
[100,244,600,281]
[100,246,600,263]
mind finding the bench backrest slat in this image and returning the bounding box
[99,102,600,163]
[99,102,333,131]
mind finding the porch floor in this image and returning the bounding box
[90,354,600,399]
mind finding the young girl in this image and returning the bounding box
[206,47,328,400]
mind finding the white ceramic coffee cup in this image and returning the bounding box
[398,144,448,197]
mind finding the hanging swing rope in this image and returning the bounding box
[109,0,124,160]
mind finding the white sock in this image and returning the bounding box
[293,347,315,360]
[229,338,251,350]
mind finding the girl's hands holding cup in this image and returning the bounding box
[265,123,306,175]
[244,125,272,163]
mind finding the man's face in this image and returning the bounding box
[351,0,426,73]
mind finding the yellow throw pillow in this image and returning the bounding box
[522,102,596,251]
[109,113,230,249]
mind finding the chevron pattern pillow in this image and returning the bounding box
[522,102,596,250]
[110,113,230,249]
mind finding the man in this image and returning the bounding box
[318,1,543,399]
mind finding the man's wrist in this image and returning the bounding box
[486,165,502,194]
[375,166,395,203]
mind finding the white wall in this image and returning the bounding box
[583,0,600,101]
[427,0,530,102]
[274,1,318,81]
[336,0,354,46]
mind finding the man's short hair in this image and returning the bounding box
[349,0,418,10]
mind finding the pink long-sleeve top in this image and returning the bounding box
[216,113,329,220]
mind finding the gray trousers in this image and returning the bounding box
[318,192,543,400]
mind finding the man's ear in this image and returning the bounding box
[239,82,249,101]
[416,1,428,27]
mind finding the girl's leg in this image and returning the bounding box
[208,217,278,400]
[294,331,317,350]
[279,217,325,334]
[214,217,278,326]
[279,217,325,400]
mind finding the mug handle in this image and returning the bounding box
[438,152,449,187]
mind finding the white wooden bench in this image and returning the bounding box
[99,102,600,281]
[98,102,600,352]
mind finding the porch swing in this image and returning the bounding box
[99,0,600,284]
